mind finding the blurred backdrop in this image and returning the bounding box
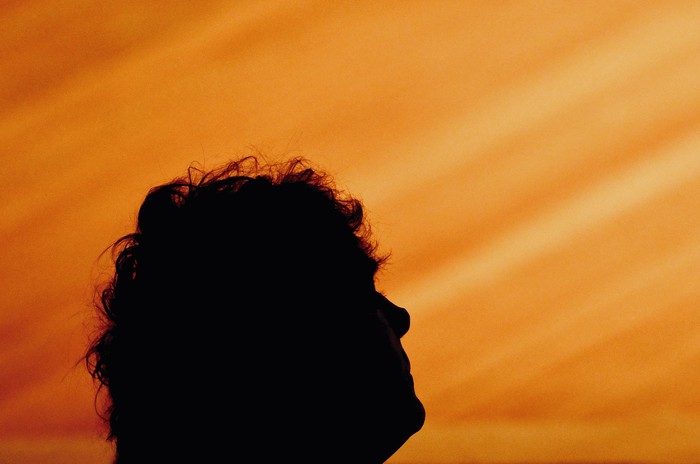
[2,1,700,463]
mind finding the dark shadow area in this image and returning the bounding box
[84,156,425,463]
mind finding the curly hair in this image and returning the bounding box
[84,156,389,462]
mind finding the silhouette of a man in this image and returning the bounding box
[85,156,425,463]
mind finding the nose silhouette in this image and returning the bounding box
[376,292,410,338]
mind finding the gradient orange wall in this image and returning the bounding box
[2,1,700,462]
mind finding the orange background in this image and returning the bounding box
[2,1,700,462]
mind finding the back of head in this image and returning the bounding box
[85,157,421,462]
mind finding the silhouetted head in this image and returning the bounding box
[85,156,424,463]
